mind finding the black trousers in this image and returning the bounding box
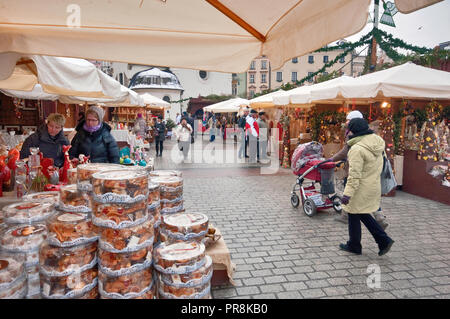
[245,135,249,157]
[347,213,392,253]
[155,140,164,155]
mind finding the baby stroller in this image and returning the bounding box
[290,141,344,217]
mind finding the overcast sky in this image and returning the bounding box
[344,0,449,51]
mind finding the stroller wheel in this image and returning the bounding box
[291,193,300,208]
[303,198,317,217]
[331,195,343,213]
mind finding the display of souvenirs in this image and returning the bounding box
[99,218,154,252]
[76,163,123,191]
[40,264,98,299]
[46,212,98,247]
[39,241,97,277]
[153,241,206,274]
[2,201,55,225]
[0,254,27,299]
[98,265,153,298]
[22,191,60,206]
[58,184,91,213]
[92,170,148,203]
[160,213,209,243]
[98,245,153,276]
[149,170,182,178]
[417,103,441,161]
[92,200,148,229]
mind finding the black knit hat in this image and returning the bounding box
[250,109,258,114]
[348,118,373,139]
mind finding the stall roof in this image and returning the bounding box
[204,98,249,113]
[0,0,439,72]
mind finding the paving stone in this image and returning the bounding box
[323,286,350,297]
[282,282,308,291]
[307,271,331,280]
[236,286,261,296]
[260,284,285,294]
[300,289,326,298]
[264,275,288,284]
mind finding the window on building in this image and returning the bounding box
[232,84,237,96]
[261,60,267,69]
[308,56,314,64]
[163,96,171,102]
[250,61,255,70]
[292,57,298,63]
[340,57,345,63]
[249,73,255,84]
[323,55,329,63]
[291,72,297,82]
[199,70,208,80]
[261,73,267,83]
[119,73,123,85]
[249,90,255,98]
[308,72,314,83]
[276,72,283,82]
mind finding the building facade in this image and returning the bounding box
[247,56,271,98]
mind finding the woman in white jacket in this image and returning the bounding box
[174,117,193,160]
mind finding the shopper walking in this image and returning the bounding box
[154,115,166,157]
[339,118,394,256]
[238,108,249,158]
[332,111,389,229]
[257,112,269,161]
[246,110,260,163]
[175,117,193,161]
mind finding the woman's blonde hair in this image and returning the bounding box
[46,113,66,127]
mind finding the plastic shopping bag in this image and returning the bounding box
[380,153,397,195]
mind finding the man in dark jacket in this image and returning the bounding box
[69,105,119,163]
[20,113,69,167]
[238,108,249,158]
[154,115,166,157]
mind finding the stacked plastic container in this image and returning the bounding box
[38,183,99,299]
[150,175,184,215]
[0,253,28,299]
[159,212,209,244]
[153,241,212,299]
[1,200,56,299]
[91,170,156,299]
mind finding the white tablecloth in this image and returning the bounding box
[110,130,147,148]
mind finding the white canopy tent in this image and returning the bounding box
[139,93,171,109]
[273,76,357,106]
[248,90,286,109]
[203,98,249,113]
[0,54,127,101]
[309,62,450,102]
[0,0,440,73]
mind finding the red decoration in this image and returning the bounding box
[59,145,73,184]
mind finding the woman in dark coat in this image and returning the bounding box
[69,105,119,163]
[154,115,166,157]
[20,113,69,167]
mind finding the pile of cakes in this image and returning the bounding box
[91,170,156,299]
[0,253,28,299]
[38,183,99,299]
[154,241,212,299]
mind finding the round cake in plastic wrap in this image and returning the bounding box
[77,163,123,191]
[160,197,184,215]
[40,263,98,299]
[92,170,149,204]
[99,217,154,252]
[0,254,27,299]
[3,202,55,225]
[0,224,48,267]
[92,200,148,229]
[67,168,77,184]
[39,241,98,277]
[58,184,91,213]
[98,244,153,277]
[148,204,161,224]
[26,264,41,298]
[149,170,182,178]
[47,211,98,247]
[148,181,160,209]
[160,212,209,243]
[158,255,213,289]
[150,176,183,199]
[98,265,153,299]
[22,191,60,206]
[158,281,211,299]
[154,241,206,275]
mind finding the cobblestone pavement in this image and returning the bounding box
[181,169,450,299]
[150,137,450,299]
